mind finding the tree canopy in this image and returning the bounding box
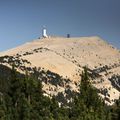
[0,66,120,120]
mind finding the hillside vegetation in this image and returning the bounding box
[0,66,120,120]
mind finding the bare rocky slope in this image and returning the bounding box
[0,36,120,105]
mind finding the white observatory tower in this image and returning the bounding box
[42,27,48,38]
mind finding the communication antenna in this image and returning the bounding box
[42,26,48,38]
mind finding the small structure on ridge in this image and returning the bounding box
[42,27,48,38]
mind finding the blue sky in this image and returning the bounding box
[0,0,120,51]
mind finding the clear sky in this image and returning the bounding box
[0,0,120,51]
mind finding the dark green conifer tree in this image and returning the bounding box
[111,97,120,120]
[70,67,111,120]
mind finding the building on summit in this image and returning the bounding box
[42,27,48,38]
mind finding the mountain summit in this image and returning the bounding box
[0,36,120,104]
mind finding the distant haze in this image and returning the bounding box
[0,0,120,51]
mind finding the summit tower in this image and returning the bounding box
[42,27,48,38]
